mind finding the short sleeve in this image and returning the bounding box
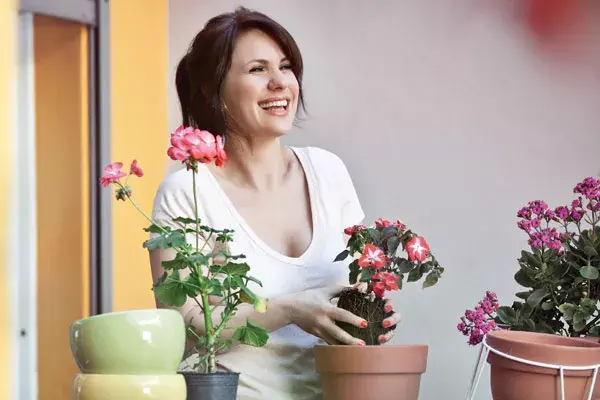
[336,157,365,228]
[150,171,197,243]
[307,147,365,229]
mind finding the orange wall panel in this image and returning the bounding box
[110,0,169,311]
[34,15,90,400]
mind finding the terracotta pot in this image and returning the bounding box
[314,344,428,400]
[486,330,600,400]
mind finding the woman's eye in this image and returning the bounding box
[281,64,293,70]
[249,66,265,73]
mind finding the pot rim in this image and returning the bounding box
[487,330,600,353]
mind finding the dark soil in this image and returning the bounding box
[336,287,395,345]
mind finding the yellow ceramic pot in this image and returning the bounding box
[71,373,186,400]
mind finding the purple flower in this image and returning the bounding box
[517,207,532,219]
[555,206,569,220]
[531,218,541,229]
[545,209,556,221]
[571,209,583,221]
[517,220,532,232]
[574,177,600,200]
[572,198,583,208]
[529,200,549,216]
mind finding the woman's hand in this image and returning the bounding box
[379,298,402,344]
[276,285,368,346]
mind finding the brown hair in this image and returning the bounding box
[175,7,306,136]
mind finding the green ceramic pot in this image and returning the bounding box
[71,373,186,400]
[70,309,186,374]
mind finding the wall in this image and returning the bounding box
[169,1,600,399]
[0,1,16,399]
[110,0,169,311]
[33,15,91,399]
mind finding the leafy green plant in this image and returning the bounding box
[100,125,268,372]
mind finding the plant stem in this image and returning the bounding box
[192,171,200,252]
[201,293,216,373]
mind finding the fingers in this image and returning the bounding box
[382,311,402,329]
[319,321,365,346]
[328,305,368,329]
[378,330,395,344]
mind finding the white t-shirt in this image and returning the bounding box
[151,146,365,400]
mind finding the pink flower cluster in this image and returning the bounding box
[99,160,144,200]
[167,125,226,167]
[457,291,502,345]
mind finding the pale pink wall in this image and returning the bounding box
[168,1,600,398]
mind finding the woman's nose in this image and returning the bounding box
[267,70,286,91]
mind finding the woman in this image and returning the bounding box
[150,7,401,399]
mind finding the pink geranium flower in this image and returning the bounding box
[100,162,126,187]
[406,236,430,261]
[129,160,144,177]
[358,244,387,269]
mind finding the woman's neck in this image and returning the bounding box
[210,135,293,191]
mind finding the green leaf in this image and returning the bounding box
[422,271,439,288]
[497,306,517,324]
[580,298,597,315]
[189,253,209,266]
[515,291,531,300]
[514,268,535,288]
[143,235,170,251]
[144,224,167,234]
[523,318,536,331]
[584,245,598,257]
[349,260,360,284]
[222,276,239,290]
[360,268,374,282]
[396,258,414,273]
[526,288,548,308]
[232,320,269,347]
[407,267,424,282]
[245,275,263,287]
[535,320,555,334]
[541,301,554,311]
[223,262,251,276]
[573,310,587,332]
[387,236,400,255]
[172,217,198,224]
[334,249,350,262]
[167,231,187,248]
[521,250,542,268]
[161,253,189,270]
[558,303,577,320]
[580,265,599,280]
[367,228,381,243]
[152,270,188,307]
[207,278,223,296]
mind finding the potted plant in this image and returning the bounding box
[458,176,600,400]
[100,125,269,400]
[314,218,445,400]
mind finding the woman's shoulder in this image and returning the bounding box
[291,145,349,173]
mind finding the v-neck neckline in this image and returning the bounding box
[200,146,319,266]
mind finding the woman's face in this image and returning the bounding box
[220,29,299,139]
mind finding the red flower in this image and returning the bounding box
[372,271,399,297]
[215,135,227,167]
[393,219,406,230]
[375,218,392,228]
[129,159,144,177]
[344,224,366,236]
[358,244,386,269]
[99,162,126,187]
[406,236,430,261]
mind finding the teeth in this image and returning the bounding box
[259,99,288,109]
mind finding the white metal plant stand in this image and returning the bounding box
[465,335,600,400]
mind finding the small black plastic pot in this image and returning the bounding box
[178,371,240,400]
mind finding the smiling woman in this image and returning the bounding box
[150,7,401,399]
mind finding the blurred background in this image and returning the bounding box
[1,0,599,399]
